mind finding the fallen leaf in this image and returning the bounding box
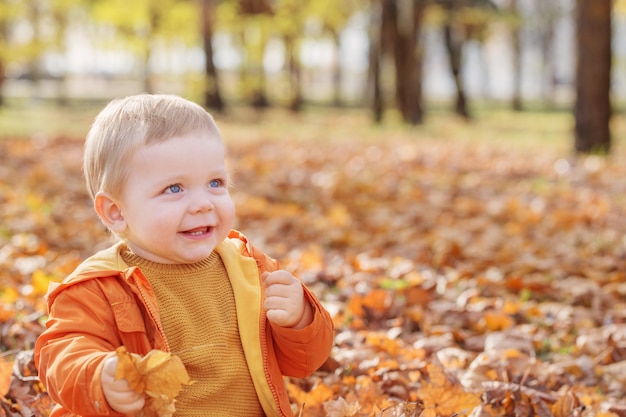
[0,358,12,397]
[323,397,359,417]
[420,363,480,417]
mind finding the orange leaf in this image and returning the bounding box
[551,391,583,417]
[0,357,13,397]
[115,346,192,417]
[115,346,145,394]
[483,311,515,331]
[287,381,334,415]
[419,363,480,417]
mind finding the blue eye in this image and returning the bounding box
[166,184,183,193]
[209,179,223,188]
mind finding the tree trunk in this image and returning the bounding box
[0,60,5,108]
[574,0,611,154]
[536,0,558,109]
[53,12,69,107]
[0,17,6,108]
[239,0,273,14]
[509,0,522,111]
[142,4,158,94]
[27,0,43,99]
[200,0,224,111]
[286,36,302,111]
[443,20,469,119]
[374,0,425,125]
[393,0,425,125]
[142,47,155,94]
[443,1,470,119]
[368,0,383,123]
[331,30,343,107]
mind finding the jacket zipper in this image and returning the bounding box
[260,281,285,417]
[128,272,171,353]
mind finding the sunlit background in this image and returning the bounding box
[0,0,623,107]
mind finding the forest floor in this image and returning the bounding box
[2,105,626,416]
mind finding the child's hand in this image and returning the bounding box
[262,270,313,329]
[101,354,145,414]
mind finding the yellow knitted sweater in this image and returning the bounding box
[122,250,265,417]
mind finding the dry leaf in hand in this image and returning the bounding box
[115,346,193,417]
[115,346,145,393]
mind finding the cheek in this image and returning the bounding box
[219,198,236,220]
[131,202,180,226]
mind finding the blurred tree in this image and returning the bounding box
[368,0,383,122]
[507,0,522,111]
[240,0,273,14]
[0,0,19,107]
[393,0,427,124]
[0,0,83,107]
[49,0,84,106]
[216,0,364,110]
[521,0,564,109]
[435,0,497,119]
[240,0,276,108]
[534,0,561,108]
[574,0,611,154]
[307,0,362,107]
[369,0,427,124]
[503,0,567,111]
[90,0,199,94]
[370,0,497,125]
[215,0,273,108]
[274,0,307,110]
[200,0,224,111]
[22,0,48,97]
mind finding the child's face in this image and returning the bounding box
[112,132,235,264]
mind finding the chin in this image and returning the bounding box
[183,250,215,264]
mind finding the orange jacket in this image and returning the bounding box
[35,230,334,417]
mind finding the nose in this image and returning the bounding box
[189,190,214,213]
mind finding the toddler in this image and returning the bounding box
[34,94,334,417]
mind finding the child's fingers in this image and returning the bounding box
[261,270,295,287]
[101,355,120,385]
[101,355,145,413]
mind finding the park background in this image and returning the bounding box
[2,1,626,416]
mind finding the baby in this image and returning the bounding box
[34,94,334,417]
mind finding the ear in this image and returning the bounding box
[94,191,127,234]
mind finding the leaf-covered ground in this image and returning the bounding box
[2,110,626,416]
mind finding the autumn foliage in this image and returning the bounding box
[1,118,626,416]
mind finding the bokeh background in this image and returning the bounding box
[0,0,622,154]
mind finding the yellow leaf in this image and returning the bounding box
[32,269,59,296]
[300,245,324,270]
[137,349,171,375]
[326,203,352,227]
[143,352,192,401]
[115,346,145,394]
[420,363,480,417]
[115,346,192,417]
[0,287,19,305]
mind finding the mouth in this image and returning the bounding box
[181,226,213,237]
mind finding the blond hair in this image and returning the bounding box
[83,94,222,200]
